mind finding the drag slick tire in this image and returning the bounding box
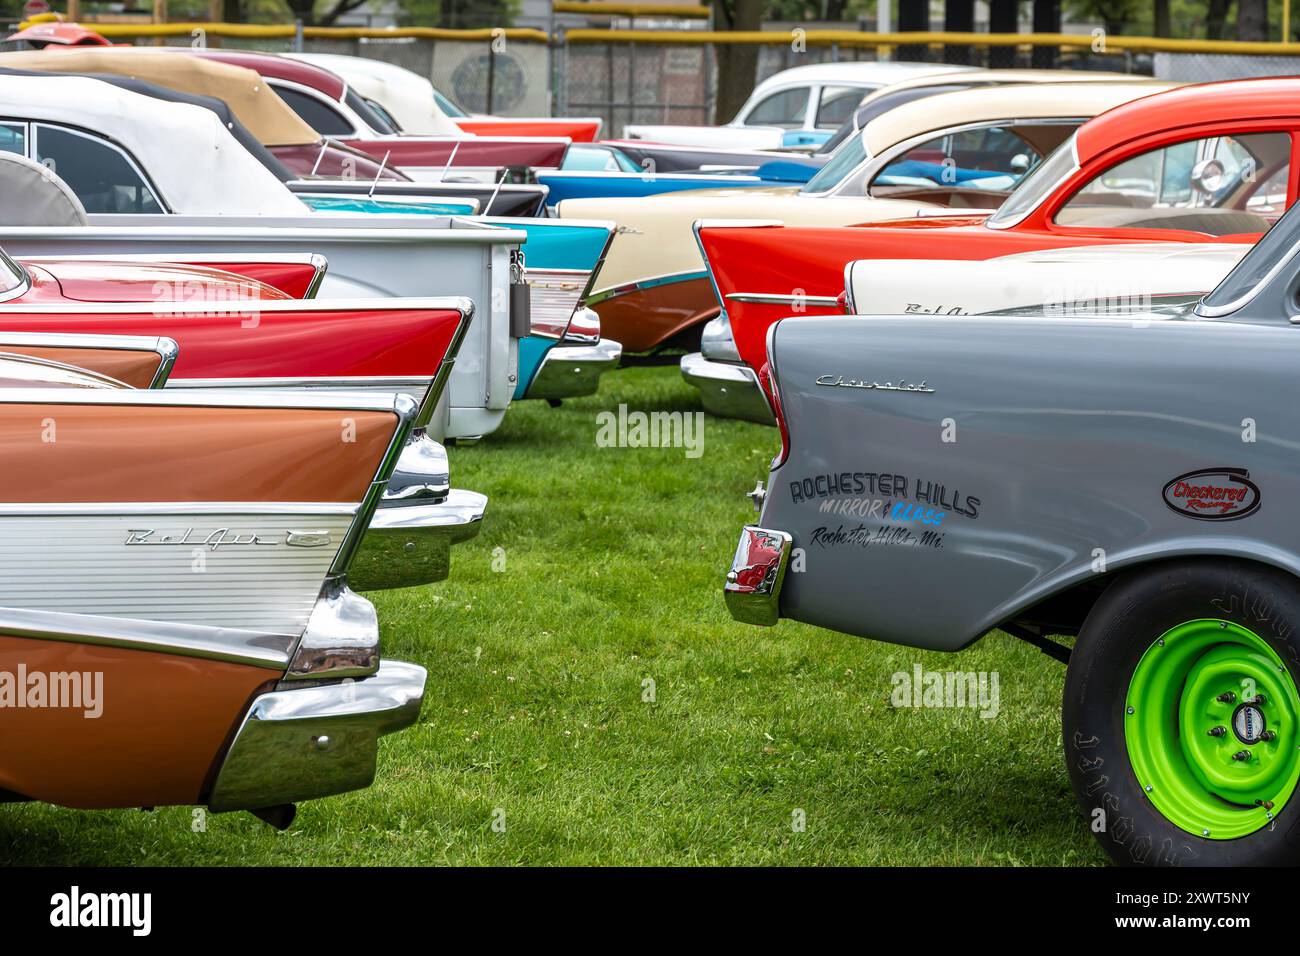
[1063,559,1300,866]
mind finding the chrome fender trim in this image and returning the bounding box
[208,659,427,812]
[525,338,622,401]
[349,489,487,592]
[680,352,775,425]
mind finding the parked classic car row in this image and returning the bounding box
[6,23,1300,867]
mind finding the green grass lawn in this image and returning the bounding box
[1,364,1104,866]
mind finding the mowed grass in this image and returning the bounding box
[0,365,1105,866]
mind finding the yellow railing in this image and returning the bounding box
[552,2,711,18]
[564,28,1300,54]
[15,16,1300,55]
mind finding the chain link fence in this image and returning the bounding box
[39,19,1300,130]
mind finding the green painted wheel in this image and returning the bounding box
[1125,619,1300,840]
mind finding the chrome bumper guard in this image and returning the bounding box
[526,338,622,400]
[724,525,792,626]
[350,489,487,591]
[208,659,427,812]
[680,352,775,425]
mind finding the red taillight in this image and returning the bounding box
[835,290,850,314]
[761,360,790,469]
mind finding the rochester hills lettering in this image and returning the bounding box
[790,472,981,520]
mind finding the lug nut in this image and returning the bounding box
[1249,694,1267,705]
[1217,692,1237,703]
[1207,726,1227,737]
[1233,750,1252,762]
[1261,731,1277,742]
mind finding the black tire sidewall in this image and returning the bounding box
[1064,559,1300,866]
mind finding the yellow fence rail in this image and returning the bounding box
[564,28,1300,54]
[17,19,1300,56]
[552,2,711,18]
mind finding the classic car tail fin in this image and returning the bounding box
[0,331,177,388]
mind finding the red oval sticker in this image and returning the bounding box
[1162,468,1260,521]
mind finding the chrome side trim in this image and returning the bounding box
[0,502,357,516]
[208,659,427,812]
[724,293,841,307]
[284,583,379,680]
[0,252,32,305]
[414,296,474,429]
[0,295,477,315]
[304,253,328,299]
[149,336,180,389]
[329,393,420,578]
[168,375,433,391]
[0,605,295,669]
[0,387,410,413]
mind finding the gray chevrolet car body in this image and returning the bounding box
[724,200,1300,867]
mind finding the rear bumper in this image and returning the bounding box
[351,489,487,591]
[724,525,792,626]
[525,338,622,400]
[208,659,426,812]
[680,352,775,425]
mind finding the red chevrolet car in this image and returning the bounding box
[696,77,1299,408]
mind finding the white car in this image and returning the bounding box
[622,61,974,149]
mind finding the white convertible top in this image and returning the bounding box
[0,152,87,226]
[287,52,464,137]
[0,74,308,216]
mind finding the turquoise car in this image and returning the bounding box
[300,192,620,402]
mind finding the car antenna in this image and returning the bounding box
[485,168,506,216]
[310,139,330,177]
[440,140,461,183]
[368,150,391,198]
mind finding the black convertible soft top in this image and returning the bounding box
[0,66,293,182]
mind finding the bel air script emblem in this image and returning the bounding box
[816,374,935,394]
[125,528,333,550]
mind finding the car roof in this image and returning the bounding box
[751,61,974,96]
[1075,76,1300,165]
[184,48,347,101]
[862,80,1180,157]
[0,63,291,181]
[0,73,307,216]
[286,52,463,136]
[0,47,319,147]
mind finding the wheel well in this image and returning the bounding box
[1009,554,1300,639]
